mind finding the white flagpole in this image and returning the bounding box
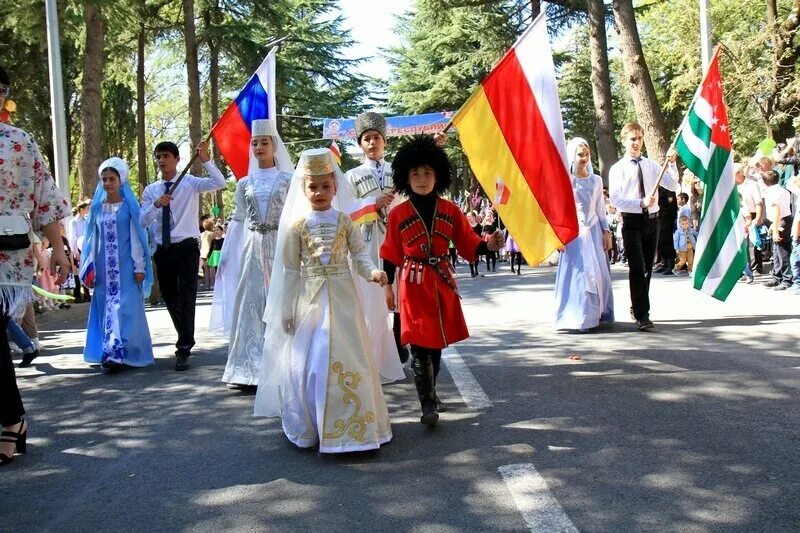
[45,0,71,202]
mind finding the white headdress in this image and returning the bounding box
[254,147,365,417]
[98,157,129,183]
[246,118,294,177]
[565,137,594,176]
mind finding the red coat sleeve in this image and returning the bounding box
[451,205,483,263]
[380,209,404,266]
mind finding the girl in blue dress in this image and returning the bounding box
[554,138,615,332]
[81,157,154,372]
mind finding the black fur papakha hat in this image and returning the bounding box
[392,135,452,195]
[355,112,387,142]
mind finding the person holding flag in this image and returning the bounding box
[218,119,294,388]
[609,123,678,331]
[140,140,225,371]
[345,112,407,378]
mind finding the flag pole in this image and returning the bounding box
[647,45,722,196]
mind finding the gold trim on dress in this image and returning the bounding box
[322,361,375,442]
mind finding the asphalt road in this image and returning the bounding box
[2,261,798,532]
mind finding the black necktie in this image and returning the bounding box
[634,158,646,213]
[162,182,173,247]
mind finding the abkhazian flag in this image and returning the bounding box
[211,48,277,179]
[452,12,578,264]
[675,50,746,301]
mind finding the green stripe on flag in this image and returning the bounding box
[710,241,748,301]
[693,188,740,290]
[688,112,712,148]
[676,135,707,177]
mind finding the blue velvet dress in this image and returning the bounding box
[83,202,153,366]
[554,173,615,331]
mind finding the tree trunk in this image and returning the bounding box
[205,5,224,217]
[530,0,541,18]
[766,0,800,140]
[78,1,105,199]
[612,0,669,162]
[136,4,147,196]
[587,0,617,184]
[183,0,203,176]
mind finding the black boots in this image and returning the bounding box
[411,347,442,426]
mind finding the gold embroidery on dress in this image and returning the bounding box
[322,361,375,442]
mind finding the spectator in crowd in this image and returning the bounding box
[736,162,765,274]
[677,193,691,221]
[672,216,697,276]
[785,174,800,294]
[689,180,704,231]
[762,170,793,290]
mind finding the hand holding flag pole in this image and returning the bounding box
[646,45,722,198]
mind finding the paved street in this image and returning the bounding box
[3,262,799,532]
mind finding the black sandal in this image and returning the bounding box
[0,420,28,466]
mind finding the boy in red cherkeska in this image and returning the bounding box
[380,136,503,427]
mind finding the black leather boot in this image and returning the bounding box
[412,351,438,426]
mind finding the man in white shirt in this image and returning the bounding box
[762,170,793,290]
[140,140,225,370]
[609,123,678,331]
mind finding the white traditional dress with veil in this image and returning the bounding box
[209,119,293,386]
[554,138,615,331]
[254,148,392,453]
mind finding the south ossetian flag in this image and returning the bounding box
[211,48,277,179]
[675,49,745,301]
[452,13,578,265]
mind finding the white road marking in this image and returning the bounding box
[498,463,579,533]
[442,346,493,410]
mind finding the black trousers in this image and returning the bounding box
[0,315,25,427]
[658,212,677,268]
[154,239,200,355]
[771,216,793,285]
[622,212,660,320]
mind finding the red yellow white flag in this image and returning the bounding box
[452,13,578,264]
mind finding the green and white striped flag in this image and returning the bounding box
[675,51,746,301]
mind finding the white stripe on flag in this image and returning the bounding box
[514,14,570,175]
[697,211,746,295]
[679,122,714,170]
[255,48,277,121]
[693,154,735,289]
[693,96,714,129]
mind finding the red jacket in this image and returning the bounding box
[380,197,483,349]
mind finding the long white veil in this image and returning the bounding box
[208,128,294,335]
[254,149,372,417]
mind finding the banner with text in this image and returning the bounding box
[322,111,454,140]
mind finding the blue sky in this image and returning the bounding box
[339,0,414,82]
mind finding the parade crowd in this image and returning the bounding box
[1,62,798,465]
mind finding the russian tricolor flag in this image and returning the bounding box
[211,48,277,179]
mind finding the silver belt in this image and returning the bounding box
[301,264,351,279]
[249,223,279,234]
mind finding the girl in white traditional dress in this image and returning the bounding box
[211,119,294,388]
[254,148,393,453]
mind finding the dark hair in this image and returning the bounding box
[0,65,9,86]
[100,166,120,178]
[678,192,689,202]
[762,170,780,186]
[77,201,90,210]
[153,141,179,158]
[391,135,452,195]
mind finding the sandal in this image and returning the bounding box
[0,420,28,466]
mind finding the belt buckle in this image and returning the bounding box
[427,257,439,265]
